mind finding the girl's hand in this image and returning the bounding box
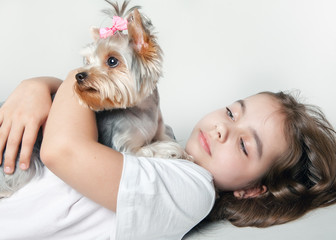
[0,77,62,174]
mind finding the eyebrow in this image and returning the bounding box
[237,99,263,159]
[252,128,263,159]
[237,99,246,114]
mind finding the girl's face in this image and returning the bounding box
[185,93,288,191]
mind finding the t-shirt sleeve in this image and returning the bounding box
[115,153,216,240]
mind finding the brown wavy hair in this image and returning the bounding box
[204,91,336,227]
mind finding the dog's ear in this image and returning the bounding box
[90,26,100,42]
[127,9,151,55]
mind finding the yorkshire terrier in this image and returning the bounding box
[0,0,189,198]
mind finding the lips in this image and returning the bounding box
[199,130,211,156]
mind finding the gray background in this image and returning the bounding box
[1,1,335,239]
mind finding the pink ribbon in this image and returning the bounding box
[99,16,128,39]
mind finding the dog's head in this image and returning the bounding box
[74,1,163,111]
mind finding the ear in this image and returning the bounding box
[90,26,100,42]
[127,9,149,54]
[233,185,267,199]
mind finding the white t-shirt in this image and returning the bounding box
[0,154,215,240]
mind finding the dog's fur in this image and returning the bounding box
[0,0,190,198]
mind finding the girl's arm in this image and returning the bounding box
[0,76,62,174]
[40,70,123,212]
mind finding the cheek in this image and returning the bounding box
[210,153,247,190]
[185,127,204,158]
[185,132,197,156]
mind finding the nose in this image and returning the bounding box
[214,122,229,143]
[75,72,88,83]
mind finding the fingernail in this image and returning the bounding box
[4,167,11,173]
[20,163,27,170]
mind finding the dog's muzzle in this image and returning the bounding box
[75,72,88,84]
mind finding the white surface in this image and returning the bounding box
[184,204,336,240]
[1,0,335,239]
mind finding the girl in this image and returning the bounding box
[0,70,336,239]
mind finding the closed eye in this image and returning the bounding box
[226,107,234,120]
[240,138,248,156]
[227,107,248,156]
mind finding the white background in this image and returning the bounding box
[1,0,336,147]
[0,1,335,239]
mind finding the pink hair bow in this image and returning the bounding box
[99,16,128,39]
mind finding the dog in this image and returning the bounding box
[0,0,190,198]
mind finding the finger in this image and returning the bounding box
[0,119,11,165]
[3,123,24,174]
[18,123,40,170]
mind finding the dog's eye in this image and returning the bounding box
[107,57,119,68]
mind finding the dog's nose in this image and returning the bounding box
[75,72,88,83]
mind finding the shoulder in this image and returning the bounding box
[116,153,216,240]
[120,153,214,198]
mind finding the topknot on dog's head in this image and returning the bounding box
[102,0,155,52]
[102,0,153,36]
[102,0,139,19]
